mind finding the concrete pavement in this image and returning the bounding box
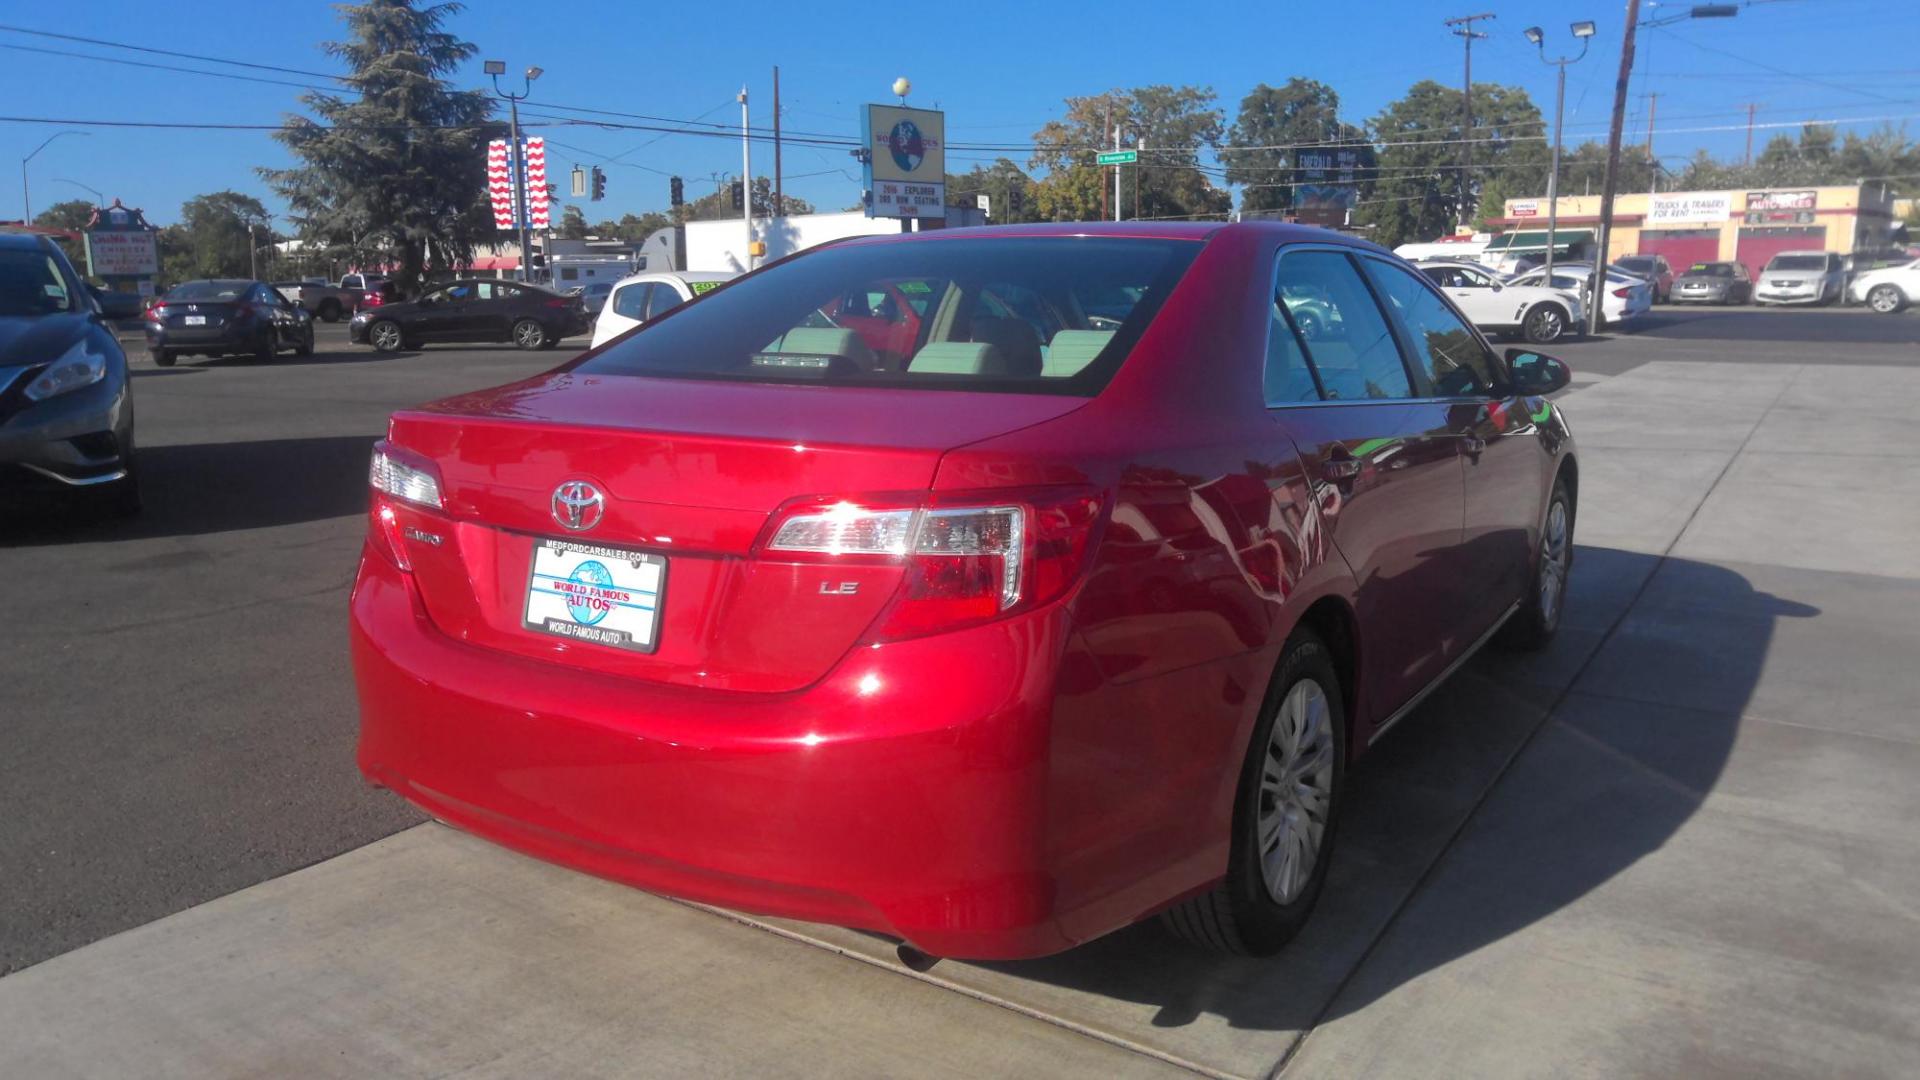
[4,349,1919,1076]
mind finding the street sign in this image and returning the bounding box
[976,193,991,213]
[1096,150,1138,165]
[571,166,586,198]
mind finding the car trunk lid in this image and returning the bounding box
[383,372,1087,692]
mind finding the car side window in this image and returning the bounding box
[1363,259,1501,398]
[1265,267,1323,405]
[1274,249,1413,401]
[646,285,684,320]
[612,283,651,320]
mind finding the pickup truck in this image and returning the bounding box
[288,274,390,322]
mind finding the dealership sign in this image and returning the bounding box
[862,104,945,219]
[1647,192,1732,225]
[1748,189,1817,212]
[1509,200,1541,218]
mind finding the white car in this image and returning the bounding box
[1753,250,1845,306]
[1417,260,1587,344]
[1847,257,1920,314]
[1505,262,1653,330]
[590,271,738,348]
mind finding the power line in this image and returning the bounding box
[0,22,348,81]
[0,42,347,95]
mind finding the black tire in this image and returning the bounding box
[317,299,342,323]
[254,332,275,364]
[1161,630,1345,956]
[1522,303,1570,345]
[150,347,175,368]
[1498,475,1574,651]
[297,326,315,357]
[368,320,404,352]
[1867,284,1907,315]
[512,318,548,350]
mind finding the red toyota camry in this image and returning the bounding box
[352,222,1577,960]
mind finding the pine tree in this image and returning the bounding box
[264,0,498,293]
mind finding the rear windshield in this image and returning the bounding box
[1689,264,1735,277]
[167,281,250,301]
[573,237,1201,395]
[1767,255,1829,271]
[1617,257,1655,272]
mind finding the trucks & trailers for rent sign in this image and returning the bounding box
[863,104,946,219]
[1647,192,1733,225]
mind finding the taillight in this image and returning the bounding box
[149,304,168,320]
[363,292,385,307]
[366,441,444,571]
[544,298,573,309]
[231,303,256,320]
[1612,286,1631,298]
[761,488,1104,641]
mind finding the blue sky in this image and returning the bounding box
[3,0,1911,226]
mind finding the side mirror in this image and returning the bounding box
[1506,348,1572,395]
[93,290,145,320]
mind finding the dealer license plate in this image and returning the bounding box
[522,538,665,653]
[184,315,207,325]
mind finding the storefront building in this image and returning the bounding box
[1489,184,1899,275]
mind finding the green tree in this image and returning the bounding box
[32,199,96,267]
[1224,79,1372,216]
[945,158,1040,222]
[264,0,498,295]
[1357,80,1544,247]
[1031,85,1230,221]
[588,211,674,242]
[559,204,589,239]
[678,176,812,222]
[155,191,271,281]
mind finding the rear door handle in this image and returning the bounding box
[1462,436,1487,456]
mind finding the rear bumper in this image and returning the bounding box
[146,322,269,354]
[351,547,1085,959]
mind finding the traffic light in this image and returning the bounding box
[1008,185,1022,214]
[730,179,744,211]
[669,176,684,207]
[590,166,606,202]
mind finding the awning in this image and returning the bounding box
[1486,229,1594,252]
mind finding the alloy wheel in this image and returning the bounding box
[1526,306,1565,343]
[514,320,546,349]
[1539,498,1570,627]
[1257,678,1335,905]
[370,322,402,351]
[1868,286,1903,314]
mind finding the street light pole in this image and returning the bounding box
[487,61,542,283]
[21,130,88,223]
[53,178,106,203]
[1587,0,1640,336]
[1526,22,1594,283]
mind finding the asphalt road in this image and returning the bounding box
[0,305,1915,976]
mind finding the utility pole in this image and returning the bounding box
[1113,125,1123,222]
[772,66,783,218]
[1101,101,1112,222]
[248,223,258,280]
[739,85,752,259]
[1645,93,1659,193]
[1135,135,1144,221]
[485,61,541,283]
[1744,102,1759,164]
[1446,13,1495,230]
[1588,0,1640,336]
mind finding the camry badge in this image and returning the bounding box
[551,480,605,532]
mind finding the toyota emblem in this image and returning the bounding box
[551,480,605,532]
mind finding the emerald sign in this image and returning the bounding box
[1096,150,1138,165]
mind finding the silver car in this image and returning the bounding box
[1753,251,1844,306]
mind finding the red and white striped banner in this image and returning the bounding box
[487,139,516,230]
[523,137,550,229]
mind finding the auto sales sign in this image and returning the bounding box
[862,104,945,220]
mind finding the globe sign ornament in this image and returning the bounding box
[565,560,615,626]
[887,120,926,174]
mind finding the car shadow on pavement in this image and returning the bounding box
[962,547,1815,1037]
[0,434,375,545]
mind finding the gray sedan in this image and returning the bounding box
[1672,262,1753,305]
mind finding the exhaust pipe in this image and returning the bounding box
[896,943,941,972]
